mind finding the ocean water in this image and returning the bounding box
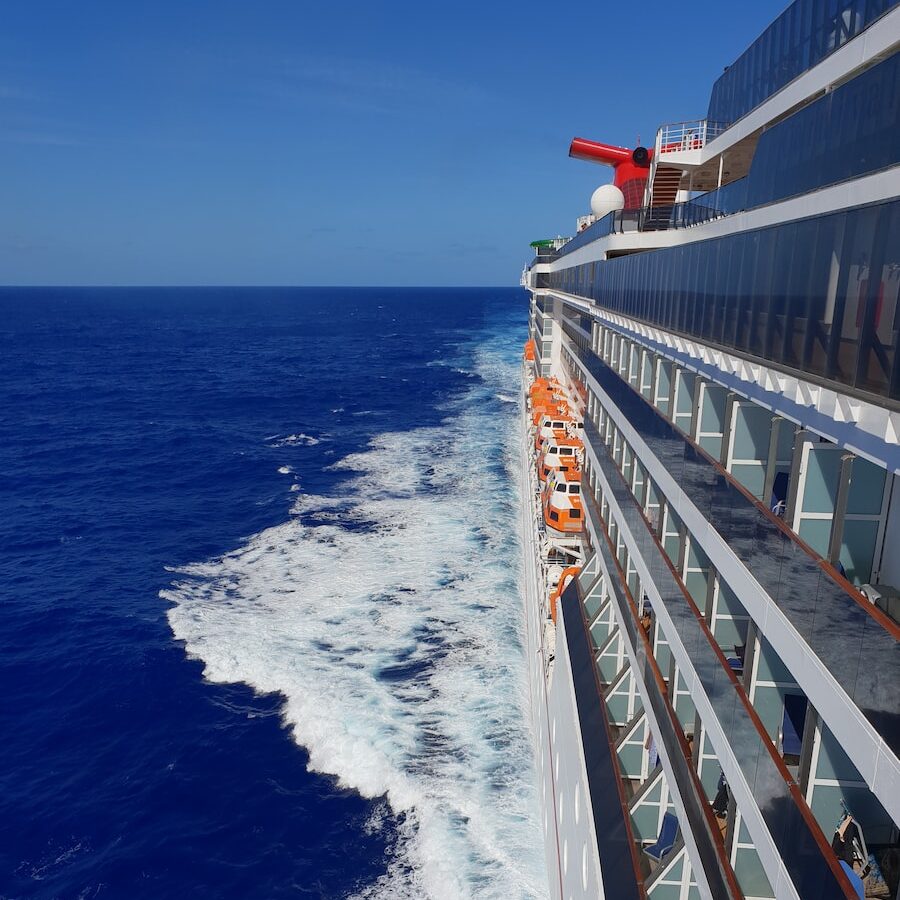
[0,287,546,899]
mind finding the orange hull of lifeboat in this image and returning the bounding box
[529,383,561,401]
[543,494,584,534]
[529,377,560,396]
[531,404,569,427]
[541,465,584,533]
[524,338,536,361]
[537,436,582,482]
[534,414,574,450]
[538,457,578,482]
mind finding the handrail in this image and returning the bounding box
[582,430,859,899]
[555,209,642,259]
[560,578,646,900]
[582,491,743,900]
[552,179,746,260]
[655,119,727,155]
[576,341,900,642]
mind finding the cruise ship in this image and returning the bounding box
[520,3,900,898]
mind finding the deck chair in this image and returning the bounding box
[644,812,678,867]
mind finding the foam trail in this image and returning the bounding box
[164,322,546,898]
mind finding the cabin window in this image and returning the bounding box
[570,485,580,494]
[556,484,566,493]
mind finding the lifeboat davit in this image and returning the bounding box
[549,566,582,623]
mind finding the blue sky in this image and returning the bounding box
[2,1,787,286]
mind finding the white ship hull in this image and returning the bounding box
[519,384,606,900]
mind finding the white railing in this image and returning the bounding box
[655,119,727,155]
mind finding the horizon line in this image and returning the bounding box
[0,283,525,290]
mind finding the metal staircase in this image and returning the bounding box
[643,165,683,230]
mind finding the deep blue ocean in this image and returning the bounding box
[0,288,545,900]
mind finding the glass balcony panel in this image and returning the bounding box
[575,344,900,760]
[583,430,854,899]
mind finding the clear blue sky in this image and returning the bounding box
[2,1,787,286]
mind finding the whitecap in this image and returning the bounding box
[268,433,321,448]
[164,317,545,899]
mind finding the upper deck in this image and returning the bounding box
[524,5,900,411]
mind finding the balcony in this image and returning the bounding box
[656,119,728,157]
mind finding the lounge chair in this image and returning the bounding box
[644,812,679,867]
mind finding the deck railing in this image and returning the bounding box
[656,119,728,155]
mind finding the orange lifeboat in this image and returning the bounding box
[529,380,560,401]
[529,376,561,394]
[534,412,575,451]
[524,338,536,361]
[537,435,582,482]
[549,566,582,623]
[531,401,569,427]
[542,468,584,535]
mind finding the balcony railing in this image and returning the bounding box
[656,119,728,155]
[555,182,747,254]
[555,210,642,259]
[642,178,749,231]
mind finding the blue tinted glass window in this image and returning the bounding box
[706,0,899,126]
[554,199,899,400]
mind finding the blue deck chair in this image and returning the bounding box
[644,812,679,865]
[781,693,808,758]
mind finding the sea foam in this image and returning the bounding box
[268,432,321,447]
[163,330,546,898]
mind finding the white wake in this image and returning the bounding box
[163,329,546,898]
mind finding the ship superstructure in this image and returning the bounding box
[520,4,900,898]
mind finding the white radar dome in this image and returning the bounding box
[591,184,625,220]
